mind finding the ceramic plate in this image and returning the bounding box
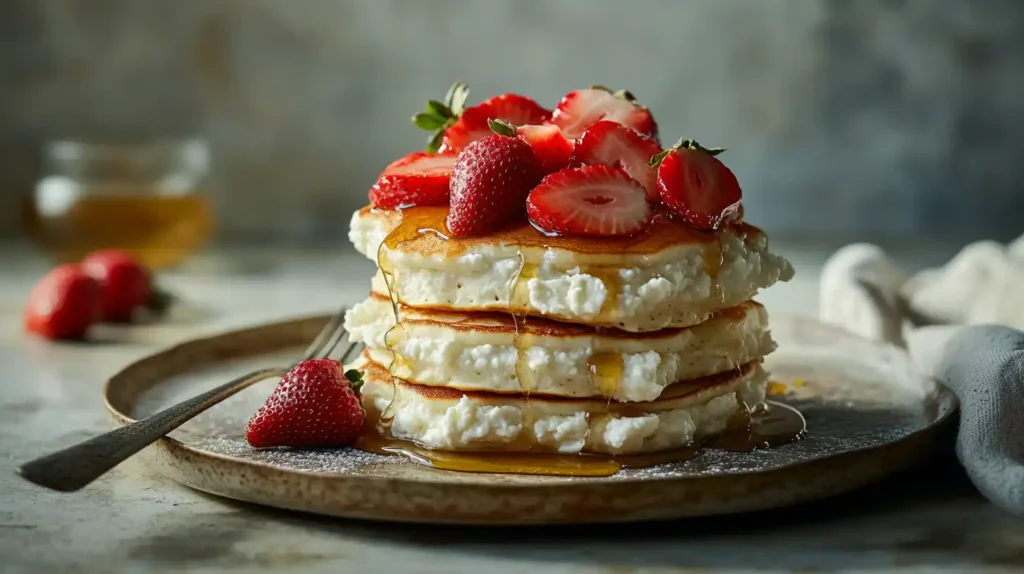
[104,313,956,525]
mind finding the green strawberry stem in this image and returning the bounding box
[648,138,727,168]
[412,81,471,153]
[488,118,517,137]
[344,368,364,393]
[145,284,175,314]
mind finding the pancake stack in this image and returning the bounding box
[344,206,794,456]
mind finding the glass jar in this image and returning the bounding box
[22,138,214,269]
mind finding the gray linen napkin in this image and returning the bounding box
[819,240,1024,517]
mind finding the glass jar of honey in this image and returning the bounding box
[22,138,214,269]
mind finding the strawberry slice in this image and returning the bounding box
[368,152,456,209]
[439,94,551,154]
[526,165,652,237]
[549,87,658,141]
[245,359,365,448]
[448,132,543,237]
[514,123,573,174]
[570,120,662,201]
[652,140,742,231]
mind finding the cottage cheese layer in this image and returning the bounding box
[350,206,794,332]
[345,295,774,402]
[353,358,769,455]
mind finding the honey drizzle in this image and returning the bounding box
[356,400,806,477]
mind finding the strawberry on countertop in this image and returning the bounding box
[24,264,100,340]
[549,87,658,141]
[571,120,662,201]
[81,250,151,323]
[447,124,544,237]
[526,165,652,238]
[369,151,456,209]
[651,139,742,231]
[413,83,551,154]
[245,359,365,448]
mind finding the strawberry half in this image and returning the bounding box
[245,359,365,448]
[509,122,573,174]
[549,87,658,141]
[526,165,652,237]
[570,120,662,201]
[447,131,544,237]
[368,152,456,209]
[439,94,551,154]
[652,140,742,231]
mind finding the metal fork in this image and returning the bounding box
[16,306,362,493]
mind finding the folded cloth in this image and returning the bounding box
[819,235,1024,517]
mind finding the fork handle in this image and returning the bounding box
[16,367,286,492]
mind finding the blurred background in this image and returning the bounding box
[1,0,1023,265]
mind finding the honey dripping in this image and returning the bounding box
[703,232,725,303]
[374,210,449,424]
[358,401,805,477]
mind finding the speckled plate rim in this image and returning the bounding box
[102,313,958,524]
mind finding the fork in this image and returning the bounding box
[16,306,362,493]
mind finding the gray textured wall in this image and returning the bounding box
[1,0,1022,243]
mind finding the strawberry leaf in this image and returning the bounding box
[426,100,453,119]
[426,130,446,154]
[344,369,364,392]
[488,118,517,137]
[413,112,448,131]
[445,82,470,115]
[612,89,638,103]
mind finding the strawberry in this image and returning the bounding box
[440,94,551,154]
[24,264,101,340]
[549,87,658,141]
[513,123,573,174]
[245,359,365,448]
[526,165,652,237]
[570,120,662,201]
[447,129,543,237]
[81,250,151,322]
[368,152,456,209]
[651,140,742,231]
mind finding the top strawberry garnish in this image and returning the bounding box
[412,83,551,154]
[549,87,658,142]
[245,359,365,448]
[489,120,573,175]
[570,120,662,201]
[439,94,551,154]
[447,126,544,237]
[368,151,456,209]
[526,165,652,238]
[650,140,742,231]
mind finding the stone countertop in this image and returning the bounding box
[1,244,1022,573]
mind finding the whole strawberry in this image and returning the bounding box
[651,139,742,231]
[245,359,365,448]
[24,264,101,340]
[81,250,151,322]
[447,123,543,237]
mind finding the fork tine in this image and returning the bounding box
[301,306,347,361]
[316,320,350,361]
[338,341,363,364]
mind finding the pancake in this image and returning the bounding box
[353,357,768,455]
[350,205,794,332]
[344,295,775,401]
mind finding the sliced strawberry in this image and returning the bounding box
[653,140,742,231]
[527,165,652,237]
[368,152,456,209]
[447,133,543,237]
[245,359,365,448]
[515,123,573,174]
[570,120,662,201]
[439,94,551,154]
[550,87,658,141]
